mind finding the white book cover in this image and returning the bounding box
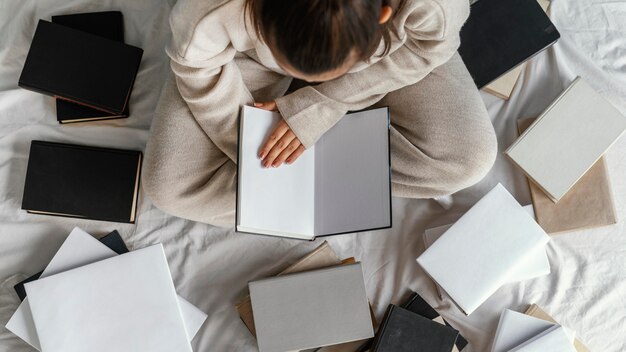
[5,227,206,351]
[491,309,560,352]
[505,77,626,202]
[423,205,550,293]
[237,106,391,239]
[509,325,576,352]
[249,263,373,352]
[416,184,550,315]
[25,244,192,352]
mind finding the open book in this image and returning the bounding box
[236,106,391,240]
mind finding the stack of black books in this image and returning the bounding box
[19,11,143,123]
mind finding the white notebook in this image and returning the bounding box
[24,243,192,352]
[423,205,550,299]
[505,77,626,202]
[237,106,391,239]
[249,263,374,352]
[510,325,576,352]
[491,309,574,352]
[5,228,206,351]
[416,184,550,315]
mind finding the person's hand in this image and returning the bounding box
[255,101,305,168]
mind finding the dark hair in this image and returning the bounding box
[245,0,406,75]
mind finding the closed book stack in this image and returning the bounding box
[5,227,207,352]
[370,304,459,352]
[19,18,142,119]
[51,11,131,123]
[416,184,550,315]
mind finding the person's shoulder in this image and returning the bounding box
[167,0,246,61]
[398,0,469,39]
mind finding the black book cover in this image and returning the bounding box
[18,20,143,114]
[21,140,142,223]
[371,305,459,352]
[13,230,129,301]
[402,292,469,350]
[51,11,130,123]
[458,0,560,88]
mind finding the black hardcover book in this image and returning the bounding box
[13,230,128,301]
[458,0,560,88]
[51,11,130,123]
[19,20,143,114]
[402,292,469,351]
[371,305,459,352]
[21,141,142,223]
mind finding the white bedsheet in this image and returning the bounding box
[1,0,625,351]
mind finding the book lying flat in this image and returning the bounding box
[371,304,458,352]
[517,118,617,234]
[236,241,342,336]
[21,141,142,223]
[480,0,551,100]
[13,230,129,301]
[459,0,559,89]
[25,243,192,352]
[423,204,549,299]
[5,228,207,351]
[51,11,130,123]
[19,20,142,114]
[506,77,626,202]
[237,106,391,239]
[249,263,373,352]
[416,184,550,315]
[491,309,573,352]
[524,304,590,352]
[402,292,468,352]
[510,325,576,352]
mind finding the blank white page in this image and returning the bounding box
[506,77,626,201]
[416,184,550,315]
[237,106,315,239]
[491,309,556,352]
[314,107,391,235]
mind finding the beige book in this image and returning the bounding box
[524,304,590,352]
[518,118,617,234]
[481,0,550,100]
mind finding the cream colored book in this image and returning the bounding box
[517,118,617,234]
[524,304,590,352]
[505,77,626,202]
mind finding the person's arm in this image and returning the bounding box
[166,4,252,162]
[275,0,470,149]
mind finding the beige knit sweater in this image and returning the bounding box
[166,0,470,151]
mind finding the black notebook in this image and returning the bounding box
[19,19,143,114]
[458,0,560,88]
[51,11,130,123]
[371,305,459,352]
[13,230,128,301]
[21,141,142,223]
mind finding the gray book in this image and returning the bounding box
[249,263,374,352]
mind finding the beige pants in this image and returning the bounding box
[143,53,497,227]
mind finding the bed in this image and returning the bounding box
[1,0,625,351]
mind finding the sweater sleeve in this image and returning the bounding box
[274,0,470,148]
[165,0,252,161]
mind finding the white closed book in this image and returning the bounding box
[25,243,192,352]
[491,309,560,352]
[416,184,550,315]
[424,205,550,299]
[237,106,391,239]
[505,77,626,202]
[5,228,206,351]
[509,325,576,352]
[249,263,373,352]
